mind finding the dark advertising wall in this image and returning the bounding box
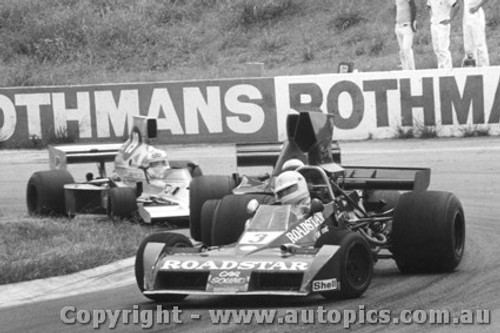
[0,78,277,147]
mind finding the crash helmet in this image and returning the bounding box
[274,171,309,205]
[281,158,305,172]
[143,147,170,179]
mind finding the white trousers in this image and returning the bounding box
[463,9,489,66]
[431,23,452,69]
[395,23,415,70]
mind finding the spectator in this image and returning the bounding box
[462,0,490,67]
[427,0,460,69]
[395,0,417,70]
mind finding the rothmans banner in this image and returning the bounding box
[1,67,499,147]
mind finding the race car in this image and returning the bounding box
[135,111,465,301]
[26,116,202,222]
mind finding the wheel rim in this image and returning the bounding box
[453,212,465,257]
[345,243,371,288]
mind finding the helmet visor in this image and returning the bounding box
[150,160,167,168]
[277,184,298,200]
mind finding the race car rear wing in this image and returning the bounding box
[49,143,122,177]
[339,166,431,192]
[49,140,331,178]
[236,142,341,167]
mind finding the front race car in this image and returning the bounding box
[136,203,373,301]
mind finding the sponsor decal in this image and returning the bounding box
[312,278,339,292]
[275,68,500,140]
[239,231,282,245]
[162,260,309,271]
[0,79,277,146]
[4,68,500,147]
[208,271,248,285]
[286,213,325,243]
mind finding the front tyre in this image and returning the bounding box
[200,199,221,247]
[189,175,236,241]
[211,194,274,246]
[314,231,373,299]
[135,232,193,303]
[109,187,138,219]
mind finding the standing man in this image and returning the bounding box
[395,0,417,70]
[427,0,460,69]
[462,0,490,66]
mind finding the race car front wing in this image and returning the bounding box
[141,245,341,297]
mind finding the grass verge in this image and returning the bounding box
[0,216,166,285]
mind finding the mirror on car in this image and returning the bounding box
[247,199,260,215]
[310,198,324,214]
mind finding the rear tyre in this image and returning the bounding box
[135,232,193,302]
[189,176,236,241]
[211,194,274,246]
[109,187,138,219]
[200,199,221,247]
[314,230,373,299]
[392,191,465,273]
[26,170,74,216]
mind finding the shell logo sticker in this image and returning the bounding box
[312,278,339,292]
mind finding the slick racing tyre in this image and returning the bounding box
[135,232,193,303]
[26,170,74,216]
[189,175,236,241]
[314,230,373,299]
[392,191,465,273]
[109,187,138,219]
[211,194,274,247]
[200,199,221,247]
[169,160,203,177]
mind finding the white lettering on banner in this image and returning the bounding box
[0,80,275,144]
[147,88,184,135]
[161,260,309,271]
[7,67,500,145]
[15,93,51,139]
[225,84,265,134]
[95,90,140,137]
[0,95,16,141]
[184,86,222,134]
[53,92,92,138]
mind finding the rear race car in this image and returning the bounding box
[26,116,201,222]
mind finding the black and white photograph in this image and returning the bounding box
[0,0,498,332]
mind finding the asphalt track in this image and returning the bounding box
[1,137,500,332]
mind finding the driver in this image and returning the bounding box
[274,170,311,207]
[141,147,170,179]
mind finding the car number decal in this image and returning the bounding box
[239,232,282,245]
